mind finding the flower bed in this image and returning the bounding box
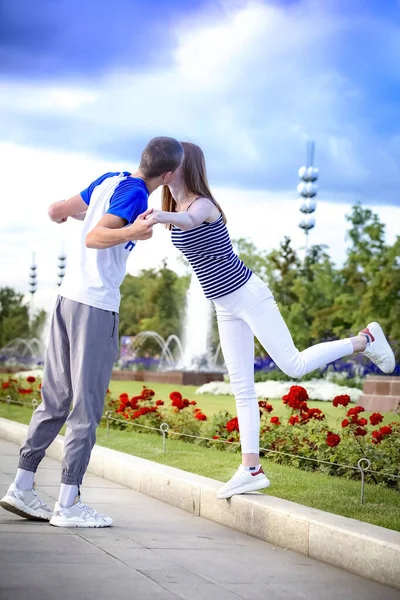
[1,376,399,490]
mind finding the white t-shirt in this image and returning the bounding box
[59,171,149,313]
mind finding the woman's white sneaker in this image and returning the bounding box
[217,465,270,499]
[50,500,113,528]
[0,483,53,521]
[361,322,396,374]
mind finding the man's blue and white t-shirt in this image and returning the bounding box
[59,172,149,313]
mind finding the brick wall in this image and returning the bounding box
[111,370,224,386]
[359,376,400,412]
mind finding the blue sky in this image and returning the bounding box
[1,0,399,203]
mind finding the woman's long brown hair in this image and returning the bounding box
[161,141,227,229]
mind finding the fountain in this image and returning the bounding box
[113,273,225,385]
[181,274,212,370]
[0,337,44,373]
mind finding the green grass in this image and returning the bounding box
[1,401,399,532]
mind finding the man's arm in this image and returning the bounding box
[85,209,154,249]
[48,194,88,223]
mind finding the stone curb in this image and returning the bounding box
[1,417,399,590]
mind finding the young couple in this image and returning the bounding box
[1,137,395,528]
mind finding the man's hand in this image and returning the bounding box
[48,195,88,223]
[126,209,155,240]
[146,209,166,224]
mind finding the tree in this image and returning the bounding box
[0,287,29,348]
[119,263,190,355]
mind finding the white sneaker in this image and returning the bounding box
[0,483,53,521]
[217,465,270,499]
[50,500,113,528]
[361,322,396,374]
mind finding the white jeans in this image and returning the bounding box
[213,274,354,454]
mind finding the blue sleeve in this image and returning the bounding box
[80,172,120,205]
[107,179,148,224]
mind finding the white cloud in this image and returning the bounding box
[1,143,399,316]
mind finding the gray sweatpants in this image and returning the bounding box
[19,296,119,486]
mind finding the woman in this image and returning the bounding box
[148,142,396,500]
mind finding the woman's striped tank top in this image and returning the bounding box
[171,214,252,300]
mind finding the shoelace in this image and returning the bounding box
[365,347,384,364]
[76,501,100,518]
[30,487,50,509]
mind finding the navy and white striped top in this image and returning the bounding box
[171,214,252,300]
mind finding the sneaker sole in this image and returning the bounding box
[49,517,112,528]
[369,322,396,374]
[217,478,271,500]
[0,498,51,522]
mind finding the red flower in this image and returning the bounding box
[357,418,368,426]
[347,406,365,417]
[119,393,129,400]
[282,386,309,411]
[289,385,309,401]
[226,417,239,433]
[189,401,197,405]
[371,426,392,444]
[258,400,273,413]
[326,432,341,447]
[212,435,219,439]
[306,408,325,421]
[195,412,207,421]
[142,387,155,399]
[155,400,164,406]
[270,416,281,425]
[1,382,10,389]
[380,425,393,436]
[129,397,140,409]
[354,427,367,437]
[227,437,236,443]
[27,376,36,383]
[131,406,157,419]
[332,394,350,408]
[288,415,299,426]
[170,391,190,411]
[341,419,350,428]
[39,383,42,390]
[369,413,384,426]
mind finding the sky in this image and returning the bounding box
[1,0,400,312]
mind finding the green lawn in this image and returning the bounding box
[1,402,399,532]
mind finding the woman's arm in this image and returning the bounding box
[149,198,215,231]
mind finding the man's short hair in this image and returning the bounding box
[139,137,184,178]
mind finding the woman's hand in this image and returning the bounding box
[146,209,167,224]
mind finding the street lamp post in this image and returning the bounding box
[298,141,319,252]
[57,251,67,286]
[29,252,37,326]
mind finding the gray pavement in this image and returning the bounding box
[0,439,399,600]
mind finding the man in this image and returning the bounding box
[0,136,184,528]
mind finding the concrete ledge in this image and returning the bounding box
[1,417,399,590]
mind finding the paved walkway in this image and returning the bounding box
[1,439,399,600]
